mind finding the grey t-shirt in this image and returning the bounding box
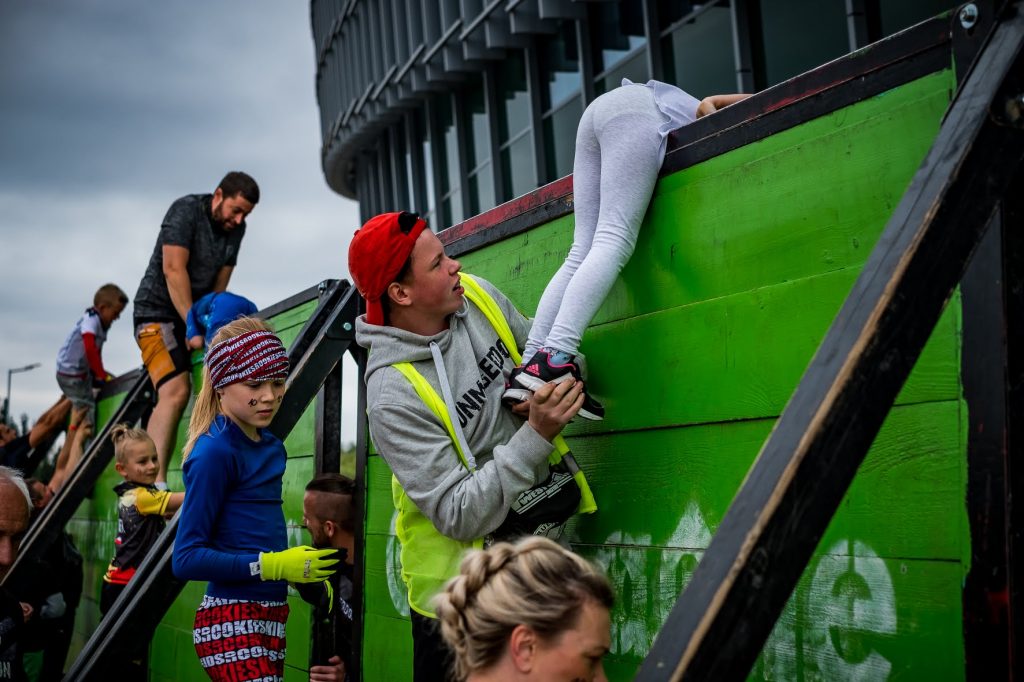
[133,194,246,322]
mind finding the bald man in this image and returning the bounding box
[0,467,33,681]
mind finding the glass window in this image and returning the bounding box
[542,97,582,181]
[435,94,463,226]
[539,20,582,112]
[468,163,495,215]
[497,51,532,141]
[759,0,847,86]
[879,0,953,36]
[463,77,490,171]
[404,127,417,210]
[590,1,648,91]
[497,50,536,200]
[463,76,496,215]
[501,133,537,201]
[415,110,437,225]
[661,2,736,96]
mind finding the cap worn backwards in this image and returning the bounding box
[347,211,427,326]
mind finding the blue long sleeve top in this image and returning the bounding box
[172,415,288,601]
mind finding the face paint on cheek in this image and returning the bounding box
[249,399,258,406]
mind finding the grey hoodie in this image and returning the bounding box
[356,276,554,542]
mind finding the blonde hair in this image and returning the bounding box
[183,316,274,459]
[435,536,614,680]
[94,283,128,308]
[110,423,152,465]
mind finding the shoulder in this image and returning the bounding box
[184,422,237,471]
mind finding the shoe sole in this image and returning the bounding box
[516,373,604,420]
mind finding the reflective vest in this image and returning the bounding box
[390,274,597,617]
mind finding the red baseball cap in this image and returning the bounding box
[348,211,428,325]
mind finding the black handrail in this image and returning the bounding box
[64,281,361,680]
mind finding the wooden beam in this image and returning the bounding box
[636,11,1024,681]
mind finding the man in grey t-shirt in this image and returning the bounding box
[133,171,259,485]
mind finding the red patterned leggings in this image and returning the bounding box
[193,596,289,682]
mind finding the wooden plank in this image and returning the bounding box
[365,455,398,536]
[564,270,960,433]
[362,613,413,682]
[571,543,964,681]
[637,13,1024,680]
[564,400,964,562]
[363,533,410,620]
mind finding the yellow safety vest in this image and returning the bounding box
[390,273,597,617]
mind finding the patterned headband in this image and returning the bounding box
[206,329,290,390]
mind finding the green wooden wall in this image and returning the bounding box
[362,67,966,680]
[62,66,964,681]
[65,299,323,681]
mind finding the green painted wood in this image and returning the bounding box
[571,544,964,680]
[362,614,414,681]
[68,65,969,682]
[365,455,397,536]
[564,399,965,562]
[358,69,964,682]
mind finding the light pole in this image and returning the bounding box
[3,363,42,426]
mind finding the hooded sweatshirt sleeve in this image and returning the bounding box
[368,396,553,541]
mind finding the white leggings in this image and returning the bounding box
[525,84,668,357]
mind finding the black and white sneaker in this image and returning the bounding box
[515,349,605,420]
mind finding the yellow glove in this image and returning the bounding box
[322,579,334,614]
[258,546,338,583]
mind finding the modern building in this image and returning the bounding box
[310,0,953,226]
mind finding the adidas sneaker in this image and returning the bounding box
[514,349,605,420]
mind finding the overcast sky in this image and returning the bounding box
[0,1,362,441]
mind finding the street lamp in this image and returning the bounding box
[3,363,42,426]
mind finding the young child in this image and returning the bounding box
[186,291,259,350]
[55,283,128,424]
[507,83,750,419]
[102,425,184,613]
[101,424,183,681]
[171,317,337,682]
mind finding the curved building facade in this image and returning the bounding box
[311,0,951,227]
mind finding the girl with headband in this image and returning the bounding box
[172,316,338,682]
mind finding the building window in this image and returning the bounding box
[434,94,464,227]
[879,0,954,36]
[497,51,537,201]
[463,75,496,215]
[412,109,437,227]
[759,0,847,86]
[660,1,737,97]
[590,2,650,96]
[540,20,583,182]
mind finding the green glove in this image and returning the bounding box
[258,546,338,583]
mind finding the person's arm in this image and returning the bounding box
[212,265,234,293]
[49,420,91,493]
[172,442,261,582]
[162,244,193,323]
[135,488,185,515]
[186,294,210,350]
[27,398,71,449]
[697,93,752,118]
[81,333,108,383]
[369,379,581,541]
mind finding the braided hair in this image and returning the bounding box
[434,536,613,680]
